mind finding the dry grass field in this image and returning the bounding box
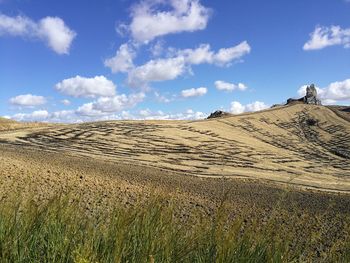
[1,103,350,262]
[1,104,349,192]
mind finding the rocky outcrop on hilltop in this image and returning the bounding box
[207,110,231,119]
[287,84,322,105]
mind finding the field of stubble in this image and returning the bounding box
[1,104,350,262]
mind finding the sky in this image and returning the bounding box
[0,0,350,122]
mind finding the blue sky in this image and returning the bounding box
[1,0,350,122]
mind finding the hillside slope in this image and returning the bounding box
[1,104,349,192]
[0,117,50,131]
[0,117,17,130]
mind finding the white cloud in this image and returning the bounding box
[75,103,105,117]
[12,110,49,121]
[126,41,250,87]
[127,56,186,87]
[61,99,71,105]
[181,87,207,98]
[149,40,165,57]
[154,91,172,103]
[50,110,75,122]
[323,79,350,100]
[0,14,76,54]
[0,14,35,36]
[179,43,213,64]
[10,107,207,123]
[12,92,145,122]
[55,75,116,98]
[38,17,77,54]
[230,101,269,114]
[12,109,80,123]
[30,110,49,119]
[213,41,251,65]
[9,94,46,107]
[298,79,350,103]
[215,80,247,92]
[126,0,211,43]
[104,43,136,73]
[245,101,269,112]
[136,108,206,120]
[303,25,350,50]
[76,93,145,116]
[230,101,246,114]
[178,41,251,66]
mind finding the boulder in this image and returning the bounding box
[207,110,231,119]
[286,84,321,106]
[303,84,321,105]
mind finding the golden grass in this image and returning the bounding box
[1,104,349,192]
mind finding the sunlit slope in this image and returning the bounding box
[1,104,350,191]
[0,117,16,126]
[0,117,25,131]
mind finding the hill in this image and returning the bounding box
[0,104,349,192]
[1,104,350,261]
[0,117,51,131]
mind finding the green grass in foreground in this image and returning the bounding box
[0,194,350,263]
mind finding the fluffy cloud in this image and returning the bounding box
[135,108,206,120]
[230,101,269,114]
[213,41,251,65]
[75,103,104,117]
[12,110,49,121]
[104,43,136,73]
[127,57,187,87]
[178,41,251,66]
[245,101,269,112]
[12,110,82,123]
[125,0,211,43]
[0,14,76,54]
[323,79,350,101]
[303,25,350,50]
[215,80,247,92]
[181,87,207,98]
[10,107,206,123]
[76,93,145,116]
[55,75,116,98]
[9,94,46,107]
[12,92,146,122]
[178,43,213,64]
[230,101,246,114]
[126,41,250,87]
[298,79,350,103]
[38,17,77,54]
